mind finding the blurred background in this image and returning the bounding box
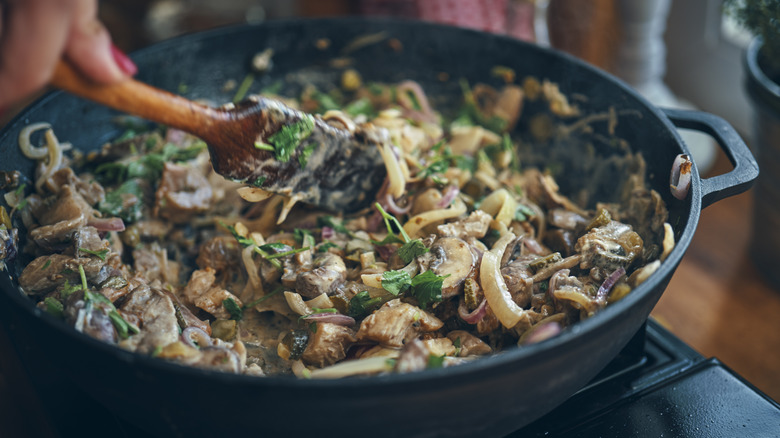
[2,0,778,435]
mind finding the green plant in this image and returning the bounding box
[724,0,780,76]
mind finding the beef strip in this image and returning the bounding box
[301,322,356,368]
[119,284,179,354]
[357,299,443,348]
[154,162,213,223]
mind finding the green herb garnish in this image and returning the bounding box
[252,176,267,188]
[347,291,383,318]
[397,239,429,264]
[267,115,315,163]
[375,203,412,243]
[427,354,446,369]
[409,270,448,309]
[298,142,318,168]
[233,72,255,103]
[381,269,412,296]
[78,247,110,261]
[41,259,52,270]
[317,215,351,235]
[223,297,244,321]
[317,242,340,253]
[44,297,64,319]
[98,179,144,223]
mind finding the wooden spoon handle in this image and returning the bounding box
[51,59,220,139]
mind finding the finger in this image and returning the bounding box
[65,0,134,84]
[0,0,75,106]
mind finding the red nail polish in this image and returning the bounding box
[110,43,138,76]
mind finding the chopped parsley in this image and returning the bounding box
[397,239,429,264]
[223,297,244,321]
[381,269,412,296]
[252,176,267,188]
[77,264,139,339]
[347,291,383,318]
[298,142,318,168]
[254,141,274,151]
[267,115,315,163]
[97,179,143,223]
[409,270,448,309]
[514,204,535,222]
[43,297,64,319]
[232,72,255,103]
[317,242,340,253]
[427,354,446,369]
[78,247,110,261]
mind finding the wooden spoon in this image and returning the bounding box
[50,60,388,212]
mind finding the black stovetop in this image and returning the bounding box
[4,319,779,437]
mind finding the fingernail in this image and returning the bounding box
[110,43,138,77]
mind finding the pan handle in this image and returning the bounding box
[661,108,758,209]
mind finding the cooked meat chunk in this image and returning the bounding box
[154,162,212,223]
[394,338,429,373]
[182,268,217,306]
[20,254,105,295]
[29,185,97,248]
[421,337,456,357]
[576,220,643,273]
[357,299,443,348]
[547,208,587,231]
[446,330,492,356]
[500,255,536,308]
[194,287,242,320]
[47,167,105,206]
[296,252,346,298]
[301,322,356,368]
[436,210,492,239]
[196,235,242,273]
[119,285,179,354]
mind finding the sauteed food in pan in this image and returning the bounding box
[1,73,674,378]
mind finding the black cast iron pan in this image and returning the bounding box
[0,18,758,437]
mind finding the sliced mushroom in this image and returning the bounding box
[429,237,475,298]
[296,252,347,298]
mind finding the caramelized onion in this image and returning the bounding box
[597,267,626,302]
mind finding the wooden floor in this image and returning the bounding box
[651,152,780,402]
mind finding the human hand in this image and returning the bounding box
[0,0,137,110]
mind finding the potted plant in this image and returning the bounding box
[723,0,780,287]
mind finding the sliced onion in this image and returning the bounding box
[520,322,562,345]
[396,80,436,124]
[88,217,126,232]
[321,226,336,240]
[670,154,692,200]
[597,267,626,302]
[384,193,410,215]
[458,297,488,324]
[309,356,395,379]
[301,313,356,326]
[181,326,213,348]
[481,232,530,329]
[18,122,52,159]
[437,185,460,208]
